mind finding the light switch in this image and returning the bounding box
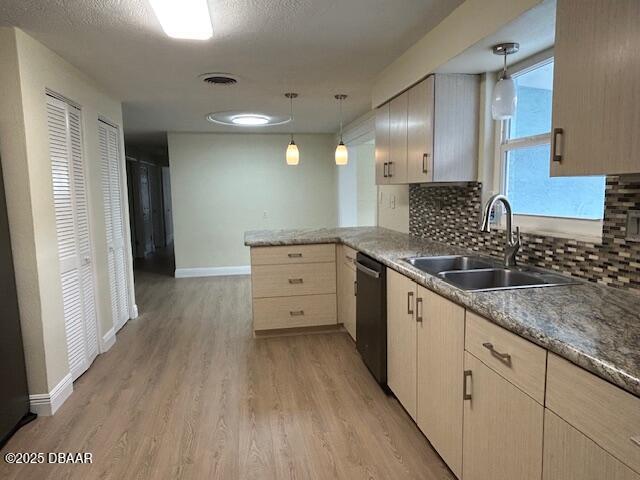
[390,195,396,209]
[626,210,640,242]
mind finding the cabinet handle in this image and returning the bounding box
[482,342,512,366]
[388,161,394,177]
[407,291,414,315]
[463,370,473,400]
[353,280,357,296]
[345,255,355,262]
[552,127,564,163]
[288,278,304,284]
[422,153,430,173]
[289,310,304,316]
[631,435,640,448]
[416,297,423,322]
[383,162,388,177]
[287,252,303,258]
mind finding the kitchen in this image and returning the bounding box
[0,0,639,479]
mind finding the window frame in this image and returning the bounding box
[493,51,604,243]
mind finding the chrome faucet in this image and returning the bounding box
[480,194,521,267]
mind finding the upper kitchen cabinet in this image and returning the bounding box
[375,73,479,185]
[551,0,640,176]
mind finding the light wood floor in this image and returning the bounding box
[1,270,455,480]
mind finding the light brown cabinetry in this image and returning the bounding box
[416,286,464,478]
[551,0,640,176]
[375,104,390,185]
[250,244,337,332]
[462,351,544,480]
[386,268,417,419]
[375,74,479,185]
[543,409,640,480]
[546,353,640,475]
[337,245,357,340]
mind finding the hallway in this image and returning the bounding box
[1,272,453,480]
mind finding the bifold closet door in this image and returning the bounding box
[99,120,129,331]
[46,95,98,381]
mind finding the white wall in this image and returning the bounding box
[0,27,135,402]
[168,133,338,272]
[337,142,377,227]
[377,185,409,233]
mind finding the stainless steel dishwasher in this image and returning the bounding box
[355,252,387,388]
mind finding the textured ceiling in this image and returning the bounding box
[0,0,464,145]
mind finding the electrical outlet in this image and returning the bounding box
[626,210,640,242]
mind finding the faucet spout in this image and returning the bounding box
[479,194,521,267]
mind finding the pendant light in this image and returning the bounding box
[491,42,520,120]
[334,94,348,165]
[285,93,299,165]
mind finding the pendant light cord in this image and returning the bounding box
[290,95,294,142]
[502,53,508,79]
[339,97,344,142]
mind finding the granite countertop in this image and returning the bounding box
[245,226,640,398]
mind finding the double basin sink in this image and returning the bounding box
[405,255,577,292]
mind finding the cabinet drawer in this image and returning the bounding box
[465,312,547,403]
[253,294,337,331]
[546,353,640,474]
[250,244,335,265]
[252,263,336,298]
[342,245,357,271]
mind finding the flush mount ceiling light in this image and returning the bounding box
[334,94,348,166]
[491,42,520,120]
[285,93,299,166]
[206,111,291,127]
[149,0,213,40]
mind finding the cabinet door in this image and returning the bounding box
[416,287,464,478]
[543,409,640,480]
[386,269,416,419]
[551,0,640,176]
[388,91,408,184]
[463,352,544,480]
[407,77,434,183]
[375,104,390,185]
[343,261,356,340]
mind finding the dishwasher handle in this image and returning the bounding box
[355,261,381,279]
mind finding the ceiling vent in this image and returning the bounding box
[199,73,239,86]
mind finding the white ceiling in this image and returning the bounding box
[0,0,464,146]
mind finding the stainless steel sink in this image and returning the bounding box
[405,255,495,275]
[438,268,577,292]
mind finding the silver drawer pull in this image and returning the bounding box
[288,253,303,258]
[631,435,640,448]
[463,370,473,400]
[407,291,414,315]
[289,310,304,316]
[345,255,355,262]
[288,278,304,284]
[482,342,512,366]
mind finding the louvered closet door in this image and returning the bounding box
[99,120,129,331]
[47,95,99,381]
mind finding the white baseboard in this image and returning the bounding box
[29,373,73,416]
[101,328,116,353]
[130,304,138,319]
[174,265,251,278]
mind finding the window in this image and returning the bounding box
[497,56,606,240]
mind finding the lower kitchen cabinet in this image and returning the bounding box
[462,352,544,480]
[416,286,464,478]
[386,268,417,419]
[543,409,640,480]
[337,245,357,340]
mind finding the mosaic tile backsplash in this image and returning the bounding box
[409,176,640,293]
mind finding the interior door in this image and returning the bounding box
[161,166,173,245]
[99,120,129,332]
[138,164,154,255]
[47,95,98,380]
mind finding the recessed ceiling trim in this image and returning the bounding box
[206,111,291,127]
[199,72,240,85]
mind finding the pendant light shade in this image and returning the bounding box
[284,93,299,165]
[492,75,517,120]
[286,140,299,165]
[491,43,519,120]
[335,141,348,165]
[334,94,348,165]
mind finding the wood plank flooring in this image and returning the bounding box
[1,270,455,480]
